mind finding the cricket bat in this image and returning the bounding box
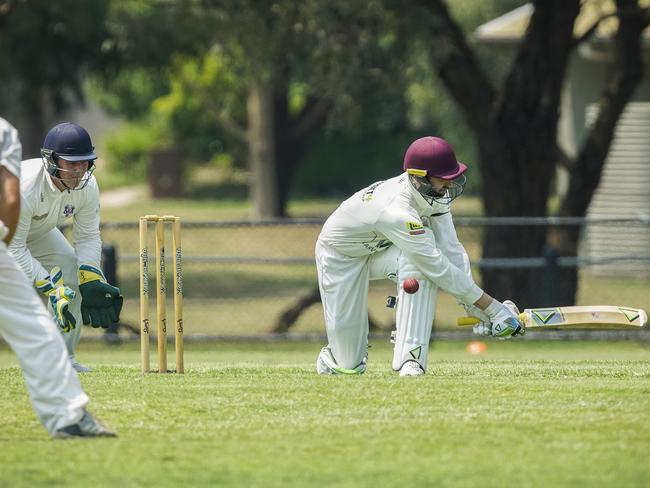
[457,305,647,329]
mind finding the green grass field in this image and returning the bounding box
[1,340,649,487]
[13,191,646,486]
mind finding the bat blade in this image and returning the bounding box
[457,305,647,329]
[524,306,647,329]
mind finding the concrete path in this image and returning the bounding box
[100,185,147,208]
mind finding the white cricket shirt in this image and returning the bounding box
[8,158,102,282]
[318,173,483,305]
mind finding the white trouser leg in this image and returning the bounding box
[316,240,370,370]
[28,229,82,357]
[391,254,438,371]
[0,244,88,434]
[368,245,400,283]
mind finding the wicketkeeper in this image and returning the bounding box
[0,116,115,437]
[8,122,123,373]
[316,136,524,377]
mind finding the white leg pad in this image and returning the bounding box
[392,256,438,371]
[29,229,82,357]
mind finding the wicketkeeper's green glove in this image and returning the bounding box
[35,266,77,333]
[78,264,123,328]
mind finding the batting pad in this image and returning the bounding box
[392,257,438,371]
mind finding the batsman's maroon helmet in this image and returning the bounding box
[403,136,467,180]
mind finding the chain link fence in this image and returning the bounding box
[64,217,650,342]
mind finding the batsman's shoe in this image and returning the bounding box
[71,361,92,373]
[316,347,367,375]
[399,360,425,377]
[52,410,116,439]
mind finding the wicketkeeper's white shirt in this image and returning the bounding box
[318,172,483,305]
[8,158,102,283]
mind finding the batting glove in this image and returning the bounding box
[482,299,525,338]
[78,265,123,328]
[36,266,76,332]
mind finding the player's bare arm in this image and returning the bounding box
[0,166,20,244]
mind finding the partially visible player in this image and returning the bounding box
[0,116,115,437]
[315,136,524,377]
[8,122,123,372]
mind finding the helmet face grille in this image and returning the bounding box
[40,123,97,190]
[40,148,95,191]
[409,174,466,205]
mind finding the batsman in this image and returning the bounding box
[316,136,524,377]
[8,122,123,372]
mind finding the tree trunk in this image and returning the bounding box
[18,89,48,159]
[19,117,46,159]
[546,226,580,306]
[274,93,334,217]
[247,78,280,219]
[478,135,553,307]
[550,0,648,305]
[480,1,579,306]
[275,135,298,217]
[415,1,579,306]
[274,92,296,217]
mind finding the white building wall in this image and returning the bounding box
[582,102,650,276]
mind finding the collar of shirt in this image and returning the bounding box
[44,168,66,195]
[402,173,450,217]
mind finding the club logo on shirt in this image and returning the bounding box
[406,221,425,235]
[63,204,75,218]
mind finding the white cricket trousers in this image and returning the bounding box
[0,241,88,434]
[28,228,83,357]
[316,240,402,369]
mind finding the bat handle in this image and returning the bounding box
[457,312,527,327]
[457,316,481,326]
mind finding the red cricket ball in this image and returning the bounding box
[403,278,419,294]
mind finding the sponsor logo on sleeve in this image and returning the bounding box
[406,221,425,235]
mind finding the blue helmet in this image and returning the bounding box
[40,122,97,189]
